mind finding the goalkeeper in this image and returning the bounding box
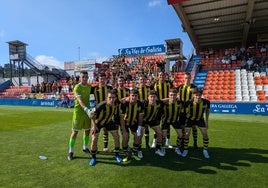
[67,71,92,161]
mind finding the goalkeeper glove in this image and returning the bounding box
[84,107,90,113]
[84,107,95,119]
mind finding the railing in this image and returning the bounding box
[26,53,46,72]
[25,54,67,79]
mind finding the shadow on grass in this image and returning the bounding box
[85,147,268,174]
[136,147,268,174]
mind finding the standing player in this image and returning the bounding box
[136,74,151,149]
[114,76,129,146]
[88,90,122,166]
[91,73,113,152]
[153,71,173,148]
[162,89,184,156]
[114,76,129,101]
[181,89,210,158]
[177,72,198,149]
[67,71,91,161]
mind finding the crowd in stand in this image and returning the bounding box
[201,44,268,72]
[19,44,268,102]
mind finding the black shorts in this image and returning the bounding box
[178,113,187,126]
[185,119,206,128]
[124,123,138,133]
[143,120,160,128]
[96,121,118,133]
[162,122,183,130]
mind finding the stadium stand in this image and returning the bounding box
[200,69,268,102]
[0,86,31,99]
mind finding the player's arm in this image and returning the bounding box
[76,94,88,110]
[119,103,127,134]
[160,98,169,102]
[120,115,126,133]
[90,114,98,134]
[120,96,129,103]
[75,91,91,116]
[138,101,144,126]
[90,105,101,134]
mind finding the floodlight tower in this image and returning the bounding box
[6,40,28,86]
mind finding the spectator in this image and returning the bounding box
[247,57,254,71]
[52,81,58,94]
[56,93,70,108]
[260,45,266,54]
[31,84,36,93]
[240,59,248,69]
[36,82,41,93]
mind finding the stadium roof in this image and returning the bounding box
[170,0,268,52]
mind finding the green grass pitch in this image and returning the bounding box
[0,105,267,188]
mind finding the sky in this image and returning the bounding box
[0,0,194,69]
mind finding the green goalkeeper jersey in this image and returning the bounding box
[73,83,91,113]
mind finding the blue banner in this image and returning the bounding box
[210,102,268,115]
[0,99,60,107]
[0,99,267,115]
[118,44,165,56]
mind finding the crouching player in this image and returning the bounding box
[89,90,122,166]
[181,89,211,158]
[143,90,165,157]
[120,89,144,161]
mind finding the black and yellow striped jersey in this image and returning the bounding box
[137,86,150,101]
[94,101,119,126]
[185,99,210,121]
[142,100,164,122]
[177,84,197,102]
[163,100,182,124]
[177,84,197,113]
[154,81,172,100]
[120,100,144,126]
[115,87,129,101]
[91,85,113,104]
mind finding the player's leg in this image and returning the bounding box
[174,127,183,156]
[165,126,172,148]
[161,123,168,155]
[137,126,144,158]
[67,130,78,160]
[192,125,198,150]
[199,127,210,158]
[181,127,192,157]
[89,129,100,166]
[122,126,130,161]
[178,114,186,150]
[151,132,157,148]
[102,127,109,152]
[152,126,165,156]
[82,117,91,154]
[68,113,84,160]
[144,125,150,149]
[109,130,122,163]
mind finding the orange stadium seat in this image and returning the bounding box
[221,95,229,101]
[214,95,221,100]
